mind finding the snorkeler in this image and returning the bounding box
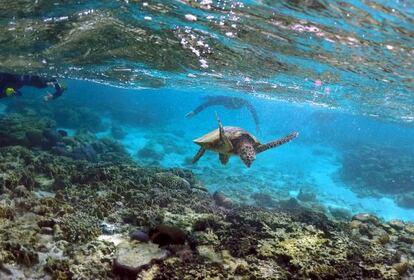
[0,72,66,101]
[186,95,260,132]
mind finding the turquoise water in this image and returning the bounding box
[0,0,413,221]
[3,78,413,221]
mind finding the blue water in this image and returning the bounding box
[6,78,412,221]
[0,0,413,221]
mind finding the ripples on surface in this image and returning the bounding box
[0,0,412,122]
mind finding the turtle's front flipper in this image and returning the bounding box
[215,112,233,151]
[192,148,206,164]
[219,153,230,165]
[256,132,298,154]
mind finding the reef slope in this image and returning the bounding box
[0,114,413,280]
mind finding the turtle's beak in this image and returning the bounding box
[241,156,254,168]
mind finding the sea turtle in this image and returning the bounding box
[192,114,298,168]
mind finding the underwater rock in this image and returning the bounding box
[51,176,71,191]
[25,129,44,147]
[37,218,57,228]
[149,224,187,247]
[328,207,352,221]
[91,138,131,163]
[251,192,276,208]
[72,143,97,162]
[111,125,126,140]
[213,191,233,208]
[137,145,164,162]
[389,219,405,230]
[130,230,150,242]
[57,129,68,137]
[278,197,300,209]
[43,128,62,145]
[297,189,317,202]
[51,142,69,156]
[113,241,168,278]
[395,192,414,209]
[352,213,379,225]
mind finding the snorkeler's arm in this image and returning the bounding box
[44,81,65,101]
[51,82,64,99]
[246,103,260,133]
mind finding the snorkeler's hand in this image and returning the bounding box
[185,111,195,118]
[43,93,53,102]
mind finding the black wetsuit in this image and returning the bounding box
[190,95,260,132]
[0,72,64,99]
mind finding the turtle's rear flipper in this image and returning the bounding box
[256,132,298,154]
[219,153,230,165]
[215,112,233,151]
[192,148,206,164]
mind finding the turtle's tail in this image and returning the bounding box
[256,132,298,154]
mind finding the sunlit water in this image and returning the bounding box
[0,0,413,221]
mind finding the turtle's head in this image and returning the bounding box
[239,142,256,168]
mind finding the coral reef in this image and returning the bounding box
[59,211,102,243]
[0,113,130,165]
[0,114,54,147]
[113,240,168,278]
[149,225,187,246]
[0,114,413,279]
[6,99,107,133]
[339,144,414,208]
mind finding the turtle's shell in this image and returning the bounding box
[193,126,259,153]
